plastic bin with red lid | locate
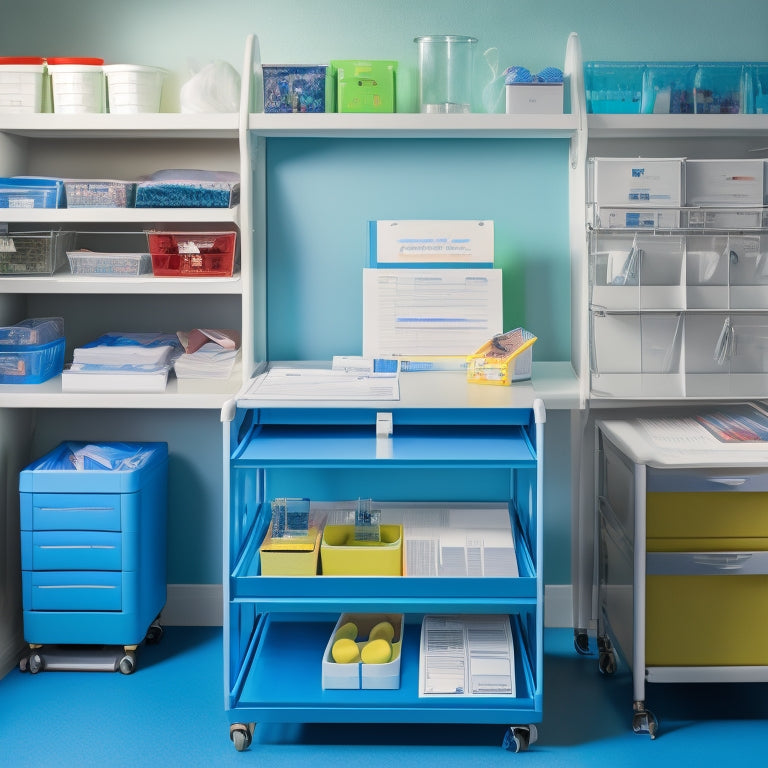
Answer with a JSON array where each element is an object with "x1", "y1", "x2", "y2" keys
[
  {"x1": 47, "y1": 57, "x2": 105, "y2": 113},
  {"x1": 0, "y1": 56, "x2": 46, "y2": 113}
]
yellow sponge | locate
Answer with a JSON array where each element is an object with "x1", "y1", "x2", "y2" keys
[
  {"x1": 331, "y1": 638, "x2": 361, "y2": 664},
  {"x1": 368, "y1": 620, "x2": 395, "y2": 643},
  {"x1": 360, "y1": 638, "x2": 392, "y2": 664}
]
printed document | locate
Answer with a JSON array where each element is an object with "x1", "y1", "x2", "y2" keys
[
  {"x1": 362, "y1": 268, "x2": 503, "y2": 358},
  {"x1": 419, "y1": 615, "x2": 516, "y2": 697}
]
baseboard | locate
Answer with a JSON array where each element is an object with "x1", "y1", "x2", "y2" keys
[
  {"x1": 544, "y1": 584, "x2": 573, "y2": 628},
  {"x1": 160, "y1": 584, "x2": 223, "y2": 626},
  {"x1": 161, "y1": 583, "x2": 575, "y2": 629}
]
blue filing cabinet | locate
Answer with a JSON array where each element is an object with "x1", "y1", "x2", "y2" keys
[
  {"x1": 19, "y1": 441, "x2": 168, "y2": 674},
  {"x1": 222, "y1": 374, "x2": 546, "y2": 753}
]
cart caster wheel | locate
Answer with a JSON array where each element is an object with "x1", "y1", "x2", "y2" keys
[
  {"x1": 574, "y1": 629, "x2": 591, "y2": 655},
  {"x1": 230, "y1": 723, "x2": 254, "y2": 752},
  {"x1": 118, "y1": 652, "x2": 136, "y2": 675},
  {"x1": 145, "y1": 621, "x2": 163, "y2": 644},
  {"x1": 502, "y1": 724, "x2": 538, "y2": 752},
  {"x1": 632, "y1": 704, "x2": 658, "y2": 739}
]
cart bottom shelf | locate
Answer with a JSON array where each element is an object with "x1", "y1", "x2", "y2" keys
[{"x1": 227, "y1": 614, "x2": 541, "y2": 725}]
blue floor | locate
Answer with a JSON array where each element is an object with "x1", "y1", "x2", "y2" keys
[{"x1": 1, "y1": 627, "x2": 767, "y2": 768}]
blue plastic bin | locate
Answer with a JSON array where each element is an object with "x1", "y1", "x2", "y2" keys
[
  {"x1": 0, "y1": 336, "x2": 65, "y2": 384},
  {"x1": 0, "y1": 177, "x2": 64, "y2": 208}
]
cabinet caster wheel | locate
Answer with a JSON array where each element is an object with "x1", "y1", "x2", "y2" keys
[
  {"x1": 119, "y1": 653, "x2": 136, "y2": 675},
  {"x1": 230, "y1": 723, "x2": 254, "y2": 752},
  {"x1": 22, "y1": 652, "x2": 44, "y2": 674},
  {"x1": 597, "y1": 635, "x2": 616, "y2": 675},
  {"x1": 574, "y1": 630, "x2": 591, "y2": 655},
  {"x1": 598, "y1": 648, "x2": 617, "y2": 675},
  {"x1": 502, "y1": 724, "x2": 537, "y2": 752},
  {"x1": 632, "y1": 703, "x2": 658, "y2": 739},
  {"x1": 145, "y1": 621, "x2": 163, "y2": 645}
]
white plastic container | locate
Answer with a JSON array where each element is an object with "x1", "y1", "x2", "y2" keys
[
  {"x1": 0, "y1": 57, "x2": 45, "y2": 113},
  {"x1": 104, "y1": 64, "x2": 166, "y2": 114},
  {"x1": 47, "y1": 57, "x2": 105, "y2": 114}
]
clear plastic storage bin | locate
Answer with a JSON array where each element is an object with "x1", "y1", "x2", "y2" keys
[
  {"x1": 0, "y1": 317, "x2": 63, "y2": 346},
  {"x1": 641, "y1": 63, "x2": 696, "y2": 114},
  {"x1": 64, "y1": 179, "x2": 137, "y2": 208},
  {"x1": 585, "y1": 62, "x2": 643, "y2": 114},
  {"x1": 0, "y1": 230, "x2": 74, "y2": 275},
  {"x1": 694, "y1": 63, "x2": 745, "y2": 114}
]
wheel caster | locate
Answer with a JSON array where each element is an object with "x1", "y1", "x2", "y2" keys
[
  {"x1": 632, "y1": 702, "x2": 658, "y2": 739},
  {"x1": 27, "y1": 652, "x2": 44, "y2": 675},
  {"x1": 118, "y1": 652, "x2": 136, "y2": 675},
  {"x1": 145, "y1": 621, "x2": 163, "y2": 645},
  {"x1": 502, "y1": 724, "x2": 538, "y2": 752},
  {"x1": 230, "y1": 722, "x2": 254, "y2": 752},
  {"x1": 597, "y1": 635, "x2": 617, "y2": 675},
  {"x1": 574, "y1": 629, "x2": 591, "y2": 655}
]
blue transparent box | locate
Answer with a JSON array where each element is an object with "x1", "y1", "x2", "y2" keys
[
  {"x1": 585, "y1": 62, "x2": 643, "y2": 114},
  {"x1": 642, "y1": 63, "x2": 696, "y2": 114},
  {"x1": 262, "y1": 65, "x2": 331, "y2": 113}
]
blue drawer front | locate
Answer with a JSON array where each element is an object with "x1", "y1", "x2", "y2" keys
[
  {"x1": 23, "y1": 570, "x2": 122, "y2": 611},
  {"x1": 21, "y1": 530, "x2": 122, "y2": 571},
  {"x1": 21, "y1": 492, "x2": 122, "y2": 531}
]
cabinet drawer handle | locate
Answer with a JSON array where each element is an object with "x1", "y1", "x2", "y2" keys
[{"x1": 707, "y1": 477, "x2": 747, "y2": 487}]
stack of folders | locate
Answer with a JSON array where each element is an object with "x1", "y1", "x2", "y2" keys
[
  {"x1": 61, "y1": 332, "x2": 183, "y2": 392},
  {"x1": 173, "y1": 328, "x2": 241, "y2": 380}
]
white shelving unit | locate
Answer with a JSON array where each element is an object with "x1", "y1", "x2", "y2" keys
[
  {"x1": 0, "y1": 72, "x2": 253, "y2": 677},
  {"x1": 570, "y1": 110, "x2": 768, "y2": 656}
]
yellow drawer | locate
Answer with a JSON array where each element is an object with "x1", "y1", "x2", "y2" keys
[
  {"x1": 646, "y1": 573, "x2": 768, "y2": 666},
  {"x1": 647, "y1": 491, "x2": 768, "y2": 548}
]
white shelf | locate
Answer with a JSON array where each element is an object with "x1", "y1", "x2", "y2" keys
[
  {"x1": 588, "y1": 113, "x2": 768, "y2": 139},
  {"x1": 0, "y1": 207, "x2": 240, "y2": 225},
  {"x1": 0, "y1": 366, "x2": 244, "y2": 409},
  {"x1": 0, "y1": 273, "x2": 242, "y2": 294},
  {"x1": 0, "y1": 112, "x2": 240, "y2": 139},
  {"x1": 248, "y1": 112, "x2": 580, "y2": 139}
]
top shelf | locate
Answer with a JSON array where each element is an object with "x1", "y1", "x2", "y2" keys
[
  {"x1": 0, "y1": 113, "x2": 241, "y2": 139},
  {"x1": 247, "y1": 112, "x2": 580, "y2": 139},
  {"x1": 588, "y1": 114, "x2": 768, "y2": 139}
]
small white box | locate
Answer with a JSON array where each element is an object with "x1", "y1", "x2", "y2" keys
[
  {"x1": 685, "y1": 159, "x2": 765, "y2": 206},
  {"x1": 590, "y1": 157, "x2": 684, "y2": 208},
  {"x1": 322, "y1": 613, "x2": 403, "y2": 690},
  {"x1": 505, "y1": 83, "x2": 563, "y2": 114}
]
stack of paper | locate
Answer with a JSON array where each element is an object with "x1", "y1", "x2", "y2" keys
[
  {"x1": 173, "y1": 329, "x2": 241, "y2": 380},
  {"x1": 419, "y1": 614, "x2": 516, "y2": 697},
  {"x1": 62, "y1": 332, "x2": 183, "y2": 392}
]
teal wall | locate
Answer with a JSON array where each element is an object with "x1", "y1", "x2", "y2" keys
[{"x1": 3, "y1": 1, "x2": 767, "y2": 588}]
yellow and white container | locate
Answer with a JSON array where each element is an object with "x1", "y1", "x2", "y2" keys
[
  {"x1": 104, "y1": 64, "x2": 166, "y2": 114},
  {"x1": 47, "y1": 57, "x2": 105, "y2": 114},
  {"x1": 0, "y1": 57, "x2": 45, "y2": 113}
]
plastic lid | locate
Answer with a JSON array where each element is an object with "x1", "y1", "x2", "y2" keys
[
  {"x1": 0, "y1": 56, "x2": 45, "y2": 65},
  {"x1": 46, "y1": 57, "x2": 104, "y2": 66}
]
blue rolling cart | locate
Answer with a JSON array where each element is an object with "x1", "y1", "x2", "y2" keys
[
  {"x1": 19, "y1": 441, "x2": 168, "y2": 674},
  {"x1": 221, "y1": 373, "x2": 545, "y2": 753}
]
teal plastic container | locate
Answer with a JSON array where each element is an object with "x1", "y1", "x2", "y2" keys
[{"x1": 584, "y1": 62, "x2": 643, "y2": 114}]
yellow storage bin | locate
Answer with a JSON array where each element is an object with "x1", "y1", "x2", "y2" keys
[
  {"x1": 646, "y1": 573, "x2": 768, "y2": 666},
  {"x1": 647, "y1": 491, "x2": 768, "y2": 551},
  {"x1": 466, "y1": 328, "x2": 536, "y2": 385},
  {"x1": 259, "y1": 523, "x2": 322, "y2": 576},
  {"x1": 320, "y1": 524, "x2": 403, "y2": 575}
]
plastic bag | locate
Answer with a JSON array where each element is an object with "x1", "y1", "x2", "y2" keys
[{"x1": 180, "y1": 60, "x2": 241, "y2": 113}]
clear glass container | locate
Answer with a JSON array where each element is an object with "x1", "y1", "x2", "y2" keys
[{"x1": 414, "y1": 35, "x2": 477, "y2": 113}]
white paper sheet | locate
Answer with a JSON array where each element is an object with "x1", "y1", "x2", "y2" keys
[
  {"x1": 362, "y1": 268, "x2": 503, "y2": 358},
  {"x1": 241, "y1": 366, "x2": 400, "y2": 401}
]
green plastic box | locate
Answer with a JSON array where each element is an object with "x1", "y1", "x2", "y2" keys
[{"x1": 331, "y1": 60, "x2": 397, "y2": 113}]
